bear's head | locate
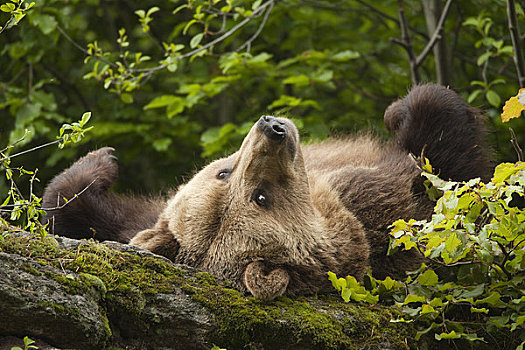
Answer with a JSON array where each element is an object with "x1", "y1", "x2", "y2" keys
[{"x1": 131, "y1": 116, "x2": 369, "y2": 299}]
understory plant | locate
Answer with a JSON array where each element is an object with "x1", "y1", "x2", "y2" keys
[
  {"x1": 0, "y1": 113, "x2": 92, "y2": 238},
  {"x1": 330, "y1": 161, "x2": 525, "y2": 348}
]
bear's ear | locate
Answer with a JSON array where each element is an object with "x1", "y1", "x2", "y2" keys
[{"x1": 129, "y1": 222, "x2": 179, "y2": 262}]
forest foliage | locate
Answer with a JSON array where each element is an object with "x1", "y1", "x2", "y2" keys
[{"x1": 1, "y1": 0, "x2": 524, "y2": 196}]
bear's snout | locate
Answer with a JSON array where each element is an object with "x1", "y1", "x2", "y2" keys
[{"x1": 257, "y1": 115, "x2": 287, "y2": 142}]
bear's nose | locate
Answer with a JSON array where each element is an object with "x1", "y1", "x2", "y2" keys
[{"x1": 257, "y1": 115, "x2": 287, "y2": 142}]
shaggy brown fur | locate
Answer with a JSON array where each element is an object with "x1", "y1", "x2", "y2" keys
[
  {"x1": 42, "y1": 84, "x2": 492, "y2": 299},
  {"x1": 42, "y1": 147, "x2": 164, "y2": 242}
]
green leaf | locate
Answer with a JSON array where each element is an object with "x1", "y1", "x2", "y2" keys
[
  {"x1": 476, "y1": 292, "x2": 504, "y2": 307},
  {"x1": 417, "y1": 269, "x2": 439, "y2": 286},
  {"x1": 511, "y1": 315, "x2": 525, "y2": 331},
  {"x1": 470, "y1": 306, "x2": 489, "y2": 314},
  {"x1": 420, "y1": 304, "x2": 436, "y2": 314},
  {"x1": 152, "y1": 137, "x2": 172, "y2": 152},
  {"x1": 190, "y1": 33, "x2": 204, "y2": 49},
  {"x1": 444, "y1": 232, "x2": 462, "y2": 253},
  {"x1": 435, "y1": 330, "x2": 461, "y2": 340},
  {"x1": 173, "y1": 4, "x2": 188, "y2": 15},
  {"x1": 32, "y1": 14, "x2": 57, "y2": 34},
  {"x1": 120, "y1": 93, "x2": 133, "y2": 104},
  {"x1": 468, "y1": 89, "x2": 482, "y2": 103},
  {"x1": 327, "y1": 271, "x2": 339, "y2": 290},
  {"x1": 403, "y1": 294, "x2": 426, "y2": 304},
  {"x1": 252, "y1": 0, "x2": 262, "y2": 10},
  {"x1": 147, "y1": 6, "x2": 160, "y2": 17},
  {"x1": 283, "y1": 75, "x2": 310, "y2": 87},
  {"x1": 486, "y1": 89, "x2": 501, "y2": 107},
  {"x1": 331, "y1": 50, "x2": 360, "y2": 61},
  {"x1": 381, "y1": 276, "x2": 396, "y2": 290},
  {"x1": 144, "y1": 95, "x2": 181, "y2": 109},
  {"x1": 167, "y1": 98, "x2": 185, "y2": 118},
  {"x1": 492, "y1": 162, "x2": 525, "y2": 184},
  {"x1": 80, "y1": 112, "x2": 92, "y2": 126},
  {"x1": 477, "y1": 51, "x2": 492, "y2": 66},
  {"x1": 0, "y1": 3, "x2": 15, "y2": 12},
  {"x1": 341, "y1": 287, "x2": 351, "y2": 302}
]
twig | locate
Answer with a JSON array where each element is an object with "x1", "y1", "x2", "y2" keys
[
  {"x1": 392, "y1": 0, "x2": 453, "y2": 85},
  {"x1": 0, "y1": 139, "x2": 62, "y2": 163},
  {"x1": 28, "y1": 64, "x2": 33, "y2": 98},
  {"x1": 509, "y1": 127, "x2": 523, "y2": 161},
  {"x1": 41, "y1": 178, "x2": 98, "y2": 211},
  {"x1": 416, "y1": 0, "x2": 453, "y2": 66},
  {"x1": 0, "y1": 14, "x2": 14, "y2": 35},
  {"x1": 395, "y1": 0, "x2": 420, "y2": 84},
  {"x1": 506, "y1": 0, "x2": 525, "y2": 87},
  {"x1": 0, "y1": 134, "x2": 28, "y2": 155},
  {"x1": 496, "y1": 242, "x2": 513, "y2": 280},
  {"x1": 236, "y1": 0, "x2": 274, "y2": 52},
  {"x1": 56, "y1": 24, "x2": 118, "y2": 69},
  {"x1": 29, "y1": 168, "x2": 38, "y2": 202}
]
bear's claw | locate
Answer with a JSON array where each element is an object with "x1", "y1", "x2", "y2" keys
[{"x1": 243, "y1": 261, "x2": 290, "y2": 300}]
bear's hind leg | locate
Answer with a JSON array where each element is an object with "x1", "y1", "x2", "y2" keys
[
  {"x1": 384, "y1": 84, "x2": 492, "y2": 182},
  {"x1": 42, "y1": 147, "x2": 126, "y2": 241}
]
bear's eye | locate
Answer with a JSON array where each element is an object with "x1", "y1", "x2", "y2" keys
[
  {"x1": 256, "y1": 194, "x2": 266, "y2": 206},
  {"x1": 251, "y1": 190, "x2": 269, "y2": 208},
  {"x1": 216, "y1": 169, "x2": 232, "y2": 180}
]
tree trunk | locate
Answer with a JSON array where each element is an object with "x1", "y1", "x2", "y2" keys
[{"x1": 422, "y1": 0, "x2": 453, "y2": 86}]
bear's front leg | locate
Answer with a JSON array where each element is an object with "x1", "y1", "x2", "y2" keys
[
  {"x1": 243, "y1": 261, "x2": 290, "y2": 300},
  {"x1": 129, "y1": 220, "x2": 180, "y2": 261}
]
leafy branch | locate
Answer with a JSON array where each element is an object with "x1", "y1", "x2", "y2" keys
[
  {"x1": 0, "y1": 0, "x2": 34, "y2": 35},
  {"x1": 59, "y1": 0, "x2": 276, "y2": 95}
]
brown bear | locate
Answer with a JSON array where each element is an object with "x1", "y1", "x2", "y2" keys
[{"x1": 42, "y1": 84, "x2": 492, "y2": 300}]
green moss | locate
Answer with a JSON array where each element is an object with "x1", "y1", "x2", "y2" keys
[
  {"x1": 101, "y1": 313, "x2": 113, "y2": 338},
  {"x1": 79, "y1": 273, "x2": 108, "y2": 296},
  {"x1": 187, "y1": 284, "x2": 413, "y2": 349},
  {"x1": 21, "y1": 262, "x2": 43, "y2": 276},
  {"x1": 0, "y1": 234, "x2": 59, "y2": 257},
  {"x1": 37, "y1": 300, "x2": 81, "y2": 317},
  {"x1": 0, "y1": 233, "x2": 415, "y2": 349}
]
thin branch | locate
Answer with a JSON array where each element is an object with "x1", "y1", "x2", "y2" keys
[
  {"x1": 496, "y1": 242, "x2": 513, "y2": 280},
  {"x1": 0, "y1": 134, "x2": 29, "y2": 155},
  {"x1": 0, "y1": 139, "x2": 62, "y2": 163},
  {"x1": 56, "y1": 24, "x2": 118, "y2": 69},
  {"x1": 0, "y1": 14, "x2": 15, "y2": 35},
  {"x1": 509, "y1": 127, "x2": 523, "y2": 161},
  {"x1": 41, "y1": 179, "x2": 97, "y2": 211},
  {"x1": 506, "y1": 0, "x2": 525, "y2": 87},
  {"x1": 1, "y1": 179, "x2": 97, "y2": 212},
  {"x1": 29, "y1": 168, "x2": 38, "y2": 202},
  {"x1": 395, "y1": 0, "x2": 420, "y2": 84},
  {"x1": 236, "y1": 0, "x2": 274, "y2": 52},
  {"x1": 353, "y1": 0, "x2": 429, "y2": 40},
  {"x1": 416, "y1": 0, "x2": 453, "y2": 66},
  {"x1": 456, "y1": 51, "x2": 516, "y2": 80}
]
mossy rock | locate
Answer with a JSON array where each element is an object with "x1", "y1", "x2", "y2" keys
[{"x1": 0, "y1": 231, "x2": 420, "y2": 349}]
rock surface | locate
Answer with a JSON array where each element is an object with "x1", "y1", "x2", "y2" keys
[{"x1": 0, "y1": 231, "x2": 419, "y2": 350}]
